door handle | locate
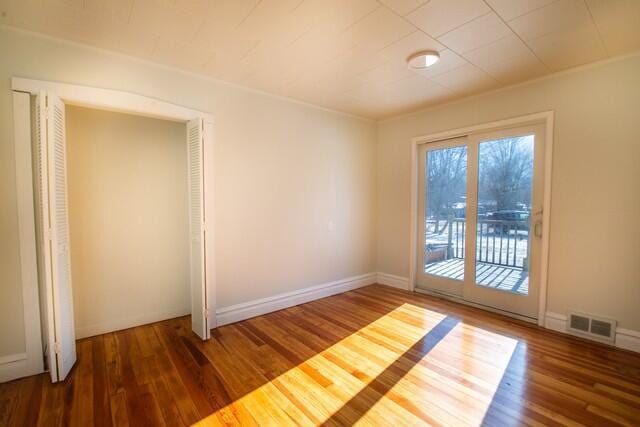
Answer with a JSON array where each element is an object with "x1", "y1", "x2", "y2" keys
[{"x1": 534, "y1": 220, "x2": 543, "y2": 238}]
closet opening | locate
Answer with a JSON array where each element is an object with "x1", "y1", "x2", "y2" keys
[
  {"x1": 14, "y1": 83, "x2": 214, "y2": 383},
  {"x1": 65, "y1": 106, "x2": 190, "y2": 337}
]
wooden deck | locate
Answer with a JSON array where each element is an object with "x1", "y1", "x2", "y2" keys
[
  {"x1": 425, "y1": 258, "x2": 529, "y2": 295},
  {"x1": 1, "y1": 285, "x2": 639, "y2": 426}
]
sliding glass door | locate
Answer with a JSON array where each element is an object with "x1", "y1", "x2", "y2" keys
[{"x1": 416, "y1": 125, "x2": 545, "y2": 320}]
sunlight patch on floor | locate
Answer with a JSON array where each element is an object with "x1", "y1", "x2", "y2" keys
[
  {"x1": 365, "y1": 321, "x2": 519, "y2": 426},
  {"x1": 193, "y1": 303, "x2": 518, "y2": 426}
]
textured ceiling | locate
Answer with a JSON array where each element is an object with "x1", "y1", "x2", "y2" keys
[{"x1": 2, "y1": 0, "x2": 640, "y2": 119}]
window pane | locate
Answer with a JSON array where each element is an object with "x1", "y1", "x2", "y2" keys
[
  {"x1": 475, "y1": 135, "x2": 534, "y2": 295},
  {"x1": 424, "y1": 146, "x2": 468, "y2": 281}
]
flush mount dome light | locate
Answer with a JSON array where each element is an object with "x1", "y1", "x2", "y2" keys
[{"x1": 407, "y1": 50, "x2": 440, "y2": 69}]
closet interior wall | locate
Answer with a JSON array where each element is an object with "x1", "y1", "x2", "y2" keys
[{"x1": 61, "y1": 106, "x2": 190, "y2": 339}]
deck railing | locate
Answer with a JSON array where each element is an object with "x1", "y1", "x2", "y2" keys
[
  {"x1": 473, "y1": 219, "x2": 528, "y2": 269},
  {"x1": 428, "y1": 218, "x2": 529, "y2": 270}
]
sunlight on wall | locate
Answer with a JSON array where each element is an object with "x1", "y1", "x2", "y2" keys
[{"x1": 192, "y1": 303, "x2": 518, "y2": 426}]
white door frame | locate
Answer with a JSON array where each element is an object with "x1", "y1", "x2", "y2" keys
[
  {"x1": 409, "y1": 111, "x2": 554, "y2": 326},
  {"x1": 1, "y1": 92, "x2": 45, "y2": 383},
  {"x1": 11, "y1": 77, "x2": 216, "y2": 379}
]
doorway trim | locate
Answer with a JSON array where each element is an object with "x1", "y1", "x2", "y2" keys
[
  {"x1": 11, "y1": 77, "x2": 216, "y2": 380},
  {"x1": 409, "y1": 111, "x2": 554, "y2": 326},
  {"x1": 1, "y1": 91, "x2": 45, "y2": 383}
]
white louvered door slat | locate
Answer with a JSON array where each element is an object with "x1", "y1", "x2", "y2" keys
[
  {"x1": 187, "y1": 118, "x2": 208, "y2": 340},
  {"x1": 46, "y1": 92, "x2": 76, "y2": 381}
]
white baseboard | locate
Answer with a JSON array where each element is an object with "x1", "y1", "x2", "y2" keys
[
  {"x1": 544, "y1": 312, "x2": 640, "y2": 353},
  {"x1": 543, "y1": 311, "x2": 567, "y2": 333},
  {"x1": 75, "y1": 307, "x2": 191, "y2": 339},
  {"x1": 0, "y1": 353, "x2": 32, "y2": 383},
  {"x1": 614, "y1": 328, "x2": 640, "y2": 353},
  {"x1": 376, "y1": 272, "x2": 410, "y2": 290},
  {"x1": 216, "y1": 272, "x2": 377, "y2": 326}
]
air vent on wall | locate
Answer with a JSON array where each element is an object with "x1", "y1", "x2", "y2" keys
[
  {"x1": 567, "y1": 311, "x2": 616, "y2": 344},
  {"x1": 591, "y1": 319, "x2": 614, "y2": 338},
  {"x1": 570, "y1": 313, "x2": 590, "y2": 332}
]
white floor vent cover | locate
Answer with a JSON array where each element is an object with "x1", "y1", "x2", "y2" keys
[{"x1": 567, "y1": 311, "x2": 616, "y2": 344}]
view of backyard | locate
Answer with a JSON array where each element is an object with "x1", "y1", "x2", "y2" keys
[{"x1": 424, "y1": 136, "x2": 534, "y2": 295}]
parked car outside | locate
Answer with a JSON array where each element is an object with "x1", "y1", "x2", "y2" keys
[{"x1": 486, "y1": 210, "x2": 530, "y2": 232}]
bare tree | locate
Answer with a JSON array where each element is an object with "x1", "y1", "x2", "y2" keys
[
  {"x1": 426, "y1": 147, "x2": 467, "y2": 234},
  {"x1": 425, "y1": 138, "x2": 532, "y2": 236},
  {"x1": 478, "y1": 137, "x2": 533, "y2": 211}
]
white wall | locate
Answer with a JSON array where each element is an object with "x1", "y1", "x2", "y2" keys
[
  {"x1": 377, "y1": 54, "x2": 640, "y2": 331},
  {"x1": 66, "y1": 106, "x2": 190, "y2": 338},
  {"x1": 5, "y1": 24, "x2": 637, "y2": 361},
  {"x1": 0, "y1": 27, "x2": 377, "y2": 357}
]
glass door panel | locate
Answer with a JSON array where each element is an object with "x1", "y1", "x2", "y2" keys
[
  {"x1": 416, "y1": 138, "x2": 468, "y2": 296},
  {"x1": 425, "y1": 145, "x2": 468, "y2": 279},
  {"x1": 463, "y1": 124, "x2": 545, "y2": 320},
  {"x1": 475, "y1": 135, "x2": 534, "y2": 295}
]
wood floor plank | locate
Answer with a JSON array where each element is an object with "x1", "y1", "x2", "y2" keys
[
  {"x1": 153, "y1": 320, "x2": 215, "y2": 418},
  {"x1": 9, "y1": 375, "x2": 41, "y2": 426},
  {"x1": 92, "y1": 336, "x2": 113, "y2": 427},
  {"x1": 69, "y1": 338, "x2": 94, "y2": 426},
  {"x1": 109, "y1": 389, "x2": 129, "y2": 427},
  {"x1": 2, "y1": 284, "x2": 639, "y2": 426},
  {"x1": 150, "y1": 376, "x2": 186, "y2": 427}
]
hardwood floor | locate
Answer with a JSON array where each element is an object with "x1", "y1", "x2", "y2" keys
[{"x1": 1, "y1": 285, "x2": 639, "y2": 426}]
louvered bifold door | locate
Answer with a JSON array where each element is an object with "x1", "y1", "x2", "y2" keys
[
  {"x1": 187, "y1": 118, "x2": 208, "y2": 339},
  {"x1": 45, "y1": 92, "x2": 77, "y2": 381},
  {"x1": 34, "y1": 93, "x2": 58, "y2": 383}
]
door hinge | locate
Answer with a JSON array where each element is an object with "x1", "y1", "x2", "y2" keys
[
  {"x1": 54, "y1": 342, "x2": 61, "y2": 354},
  {"x1": 204, "y1": 309, "x2": 209, "y2": 319},
  {"x1": 47, "y1": 228, "x2": 53, "y2": 241}
]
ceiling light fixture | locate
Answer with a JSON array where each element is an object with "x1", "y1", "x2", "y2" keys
[{"x1": 407, "y1": 50, "x2": 440, "y2": 69}]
